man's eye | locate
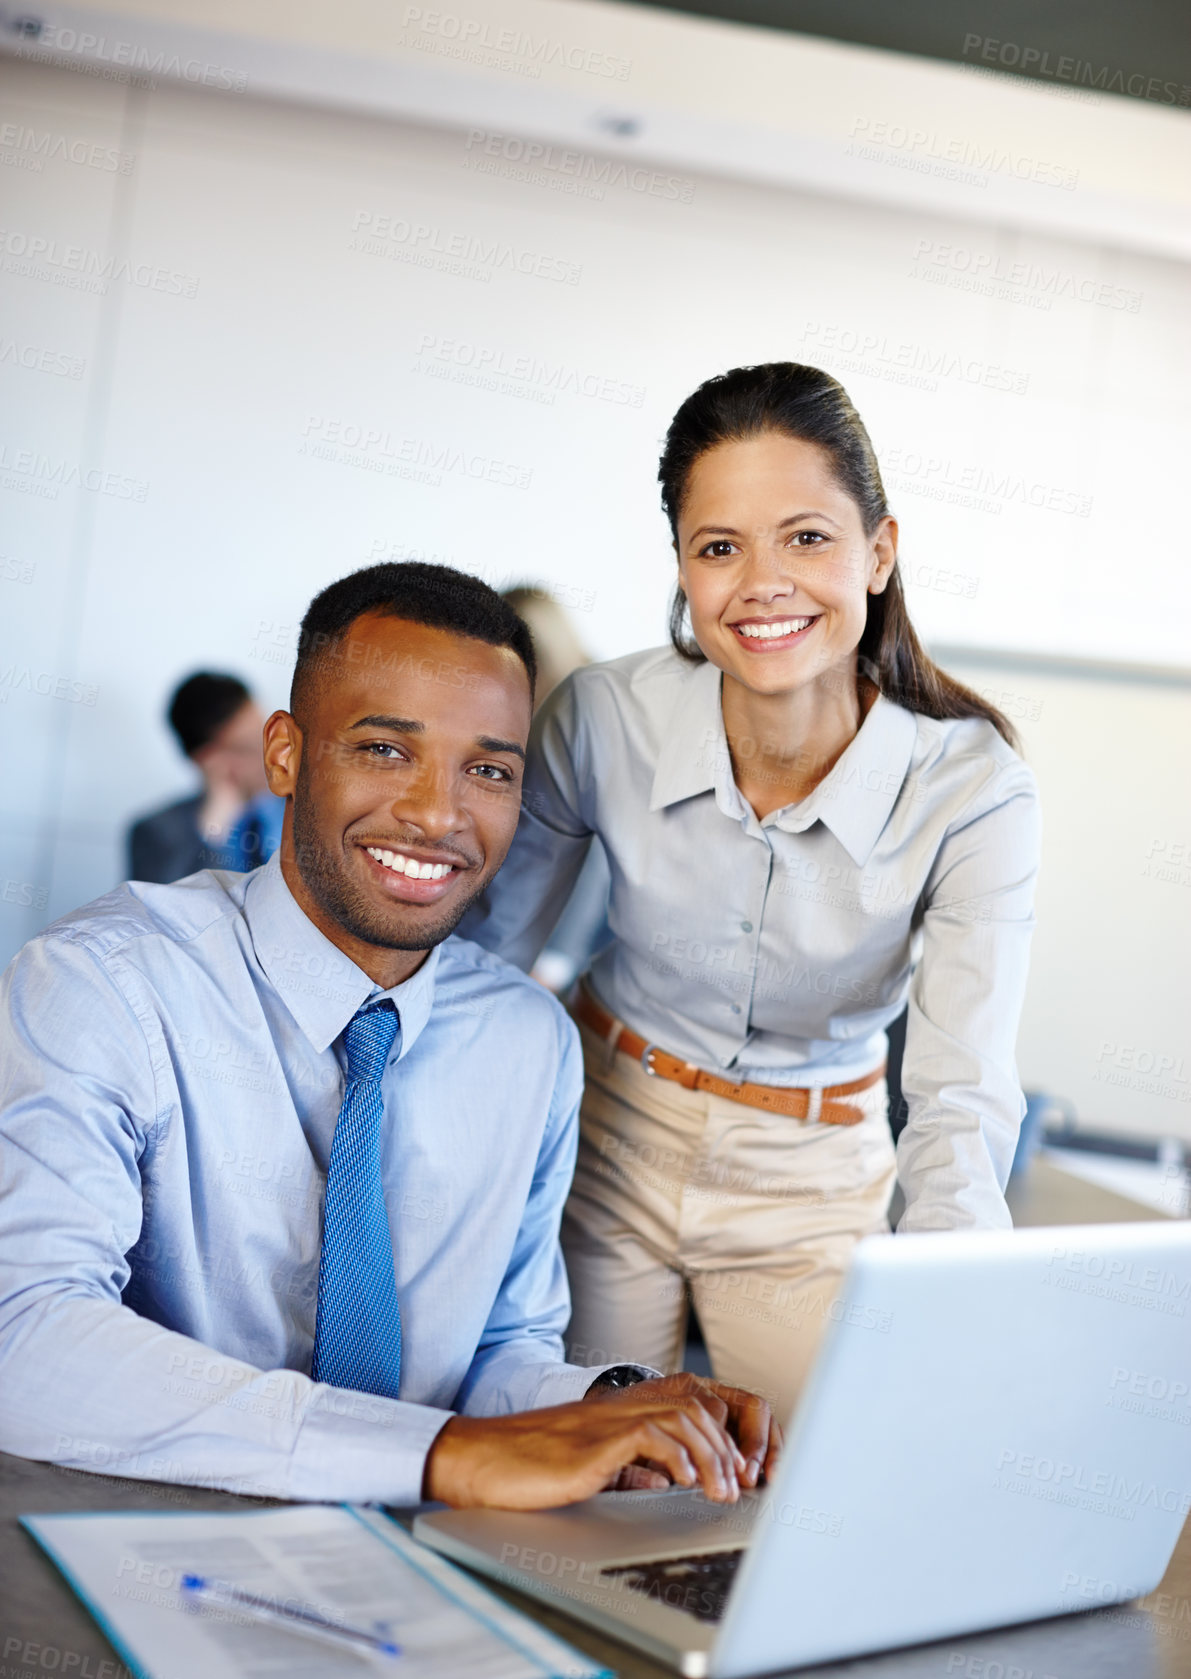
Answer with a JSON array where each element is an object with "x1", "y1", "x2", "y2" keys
[
  {"x1": 470, "y1": 764, "x2": 513, "y2": 783},
  {"x1": 361, "y1": 741, "x2": 403, "y2": 759}
]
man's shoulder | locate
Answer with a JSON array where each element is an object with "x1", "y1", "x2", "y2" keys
[
  {"x1": 434, "y1": 934, "x2": 578, "y2": 1051},
  {"x1": 31, "y1": 871, "x2": 249, "y2": 969}
]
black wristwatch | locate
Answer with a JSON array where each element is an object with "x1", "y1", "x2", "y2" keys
[{"x1": 585, "y1": 1363, "x2": 654, "y2": 1396}]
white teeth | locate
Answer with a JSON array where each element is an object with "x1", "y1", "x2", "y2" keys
[
  {"x1": 366, "y1": 846, "x2": 454, "y2": 882},
  {"x1": 736, "y1": 617, "x2": 813, "y2": 640}
]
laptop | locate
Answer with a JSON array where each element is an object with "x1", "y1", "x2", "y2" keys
[{"x1": 415, "y1": 1222, "x2": 1191, "y2": 1676}]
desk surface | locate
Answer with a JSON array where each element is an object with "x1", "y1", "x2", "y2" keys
[{"x1": 4, "y1": 1159, "x2": 1189, "y2": 1679}]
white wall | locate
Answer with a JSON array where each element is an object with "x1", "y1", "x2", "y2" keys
[
  {"x1": 940, "y1": 653, "x2": 1191, "y2": 1143},
  {"x1": 1, "y1": 53, "x2": 1188, "y2": 1137}
]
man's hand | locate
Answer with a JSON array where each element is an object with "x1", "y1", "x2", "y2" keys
[
  {"x1": 590, "y1": 1374, "x2": 782, "y2": 1493},
  {"x1": 423, "y1": 1387, "x2": 755, "y2": 1511}
]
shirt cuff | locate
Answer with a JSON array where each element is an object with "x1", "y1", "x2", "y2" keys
[
  {"x1": 527, "y1": 1361, "x2": 664, "y2": 1408},
  {"x1": 291, "y1": 1386, "x2": 456, "y2": 1504}
]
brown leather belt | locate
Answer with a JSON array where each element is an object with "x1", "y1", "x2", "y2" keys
[{"x1": 572, "y1": 987, "x2": 884, "y2": 1126}]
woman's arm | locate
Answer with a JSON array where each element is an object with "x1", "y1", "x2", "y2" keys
[
  {"x1": 895, "y1": 760, "x2": 1042, "y2": 1231},
  {"x1": 460, "y1": 673, "x2": 597, "y2": 972}
]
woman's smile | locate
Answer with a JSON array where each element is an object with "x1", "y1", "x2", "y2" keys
[{"x1": 728, "y1": 613, "x2": 822, "y2": 650}]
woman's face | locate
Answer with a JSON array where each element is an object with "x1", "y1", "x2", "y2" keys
[{"x1": 675, "y1": 432, "x2": 897, "y2": 699}]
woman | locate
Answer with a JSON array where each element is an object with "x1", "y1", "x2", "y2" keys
[{"x1": 462, "y1": 363, "x2": 1040, "y2": 1419}]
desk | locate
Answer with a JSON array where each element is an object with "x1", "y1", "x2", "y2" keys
[
  {"x1": 1007, "y1": 1154, "x2": 1177, "y2": 1228},
  {"x1": 4, "y1": 1160, "x2": 1189, "y2": 1679}
]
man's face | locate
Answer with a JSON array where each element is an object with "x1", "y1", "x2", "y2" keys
[{"x1": 264, "y1": 613, "x2": 531, "y2": 968}]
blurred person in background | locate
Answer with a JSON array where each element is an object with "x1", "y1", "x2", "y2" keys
[
  {"x1": 127, "y1": 671, "x2": 283, "y2": 883},
  {"x1": 502, "y1": 586, "x2": 611, "y2": 994},
  {"x1": 464, "y1": 362, "x2": 1040, "y2": 1419}
]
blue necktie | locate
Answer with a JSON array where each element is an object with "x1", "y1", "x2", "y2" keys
[{"x1": 311, "y1": 1001, "x2": 403, "y2": 1398}]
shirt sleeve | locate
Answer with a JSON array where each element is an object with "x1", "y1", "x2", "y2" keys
[
  {"x1": 459, "y1": 674, "x2": 596, "y2": 971},
  {"x1": 0, "y1": 934, "x2": 452, "y2": 1506},
  {"x1": 895, "y1": 759, "x2": 1042, "y2": 1232},
  {"x1": 450, "y1": 1006, "x2": 606, "y2": 1412}
]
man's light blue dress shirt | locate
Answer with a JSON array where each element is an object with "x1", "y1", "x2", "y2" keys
[{"x1": 0, "y1": 855, "x2": 599, "y2": 1504}]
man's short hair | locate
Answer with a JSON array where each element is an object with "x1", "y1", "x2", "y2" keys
[
  {"x1": 168, "y1": 672, "x2": 252, "y2": 758},
  {"x1": 290, "y1": 563, "x2": 537, "y2": 716}
]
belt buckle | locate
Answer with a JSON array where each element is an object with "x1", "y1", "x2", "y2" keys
[{"x1": 640, "y1": 1043, "x2": 657, "y2": 1076}]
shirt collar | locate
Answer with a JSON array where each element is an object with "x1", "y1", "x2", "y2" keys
[
  {"x1": 243, "y1": 853, "x2": 441, "y2": 1055},
  {"x1": 648, "y1": 662, "x2": 919, "y2": 868},
  {"x1": 649, "y1": 660, "x2": 727, "y2": 812},
  {"x1": 774, "y1": 694, "x2": 919, "y2": 866}
]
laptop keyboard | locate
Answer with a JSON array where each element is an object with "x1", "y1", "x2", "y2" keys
[{"x1": 601, "y1": 1548, "x2": 745, "y2": 1624}]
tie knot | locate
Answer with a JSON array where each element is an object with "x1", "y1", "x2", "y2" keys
[{"x1": 343, "y1": 1001, "x2": 399, "y2": 1083}]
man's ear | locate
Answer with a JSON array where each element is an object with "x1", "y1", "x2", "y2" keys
[{"x1": 263, "y1": 711, "x2": 301, "y2": 797}]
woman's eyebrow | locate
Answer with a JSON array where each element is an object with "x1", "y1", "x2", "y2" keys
[
  {"x1": 777, "y1": 511, "x2": 840, "y2": 529},
  {"x1": 688, "y1": 511, "x2": 840, "y2": 540}
]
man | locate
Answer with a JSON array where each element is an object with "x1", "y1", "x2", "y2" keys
[
  {"x1": 0, "y1": 563, "x2": 778, "y2": 1508},
  {"x1": 127, "y1": 671, "x2": 283, "y2": 883}
]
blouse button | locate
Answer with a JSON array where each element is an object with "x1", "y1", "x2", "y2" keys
[{"x1": 741, "y1": 920, "x2": 753, "y2": 933}]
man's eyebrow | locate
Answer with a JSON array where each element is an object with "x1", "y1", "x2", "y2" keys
[
  {"x1": 345, "y1": 718, "x2": 524, "y2": 760},
  {"x1": 347, "y1": 715, "x2": 424, "y2": 733},
  {"x1": 477, "y1": 736, "x2": 525, "y2": 761}
]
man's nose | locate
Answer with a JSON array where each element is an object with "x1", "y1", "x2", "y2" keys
[{"x1": 388, "y1": 763, "x2": 464, "y2": 836}]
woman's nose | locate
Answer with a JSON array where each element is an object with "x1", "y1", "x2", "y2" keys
[{"x1": 738, "y1": 545, "x2": 797, "y2": 599}]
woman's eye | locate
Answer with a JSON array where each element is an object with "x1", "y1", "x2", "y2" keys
[
  {"x1": 700, "y1": 540, "x2": 737, "y2": 559},
  {"x1": 790, "y1": 530, "x2": 828, "y2": 547}
]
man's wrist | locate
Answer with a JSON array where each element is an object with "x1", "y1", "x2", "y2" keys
[
  {"x1": 584, "y1": 1363, "x2": 655, "y2": 1397},
  {"x1": 422, "y1": 1413, "x2": 470, "y2": 1503}
]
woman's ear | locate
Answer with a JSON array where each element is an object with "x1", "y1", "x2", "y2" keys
[
  {"x1": 868, "y1": 516, "x2": 899, "y2": 596},
  {"x1": 674, "y1": 543, "x2": 687, "y2": 597}
]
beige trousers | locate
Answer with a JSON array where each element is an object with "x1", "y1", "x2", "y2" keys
[{"x1": 561, "y1": 1021, "x2": 897, "y2": 1421}]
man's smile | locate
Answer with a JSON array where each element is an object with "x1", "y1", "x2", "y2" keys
[{"x1": 359, "y1": 842, "x2": 468, "y2": 903}]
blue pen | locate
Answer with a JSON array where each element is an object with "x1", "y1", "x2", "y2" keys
[{"x1": 180, "y1": 1573, "x2": 401, "y2": 1658}]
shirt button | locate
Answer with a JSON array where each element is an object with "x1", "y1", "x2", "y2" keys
[
  {"x1": 741, "y1": 920, "x2": 753, "y2": 933},
  {"x1": 730, "y1": 1003, "x2": 742, "y2": 1015}
]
